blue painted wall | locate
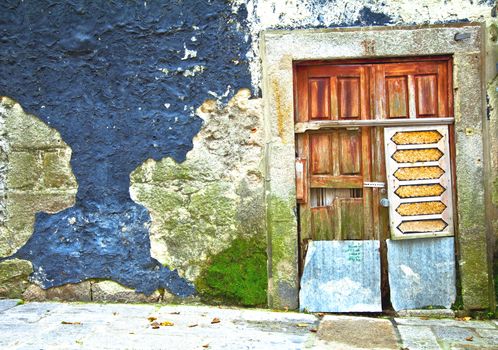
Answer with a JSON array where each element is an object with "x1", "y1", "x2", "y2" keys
[
  {"x1": 0, "y1": 0, "x2": 251, "y2": 295},
  {"x1": 1, "y1": 0, "x2": 477, "y2": 298}
]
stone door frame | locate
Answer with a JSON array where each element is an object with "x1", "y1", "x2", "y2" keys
[{"x1": 261, "y1": 24, "x2": 494, "y2": 310}]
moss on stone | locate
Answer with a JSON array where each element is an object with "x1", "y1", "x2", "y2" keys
[
  {"x1": 195, "y1": 237, "x2": 267, "y2": 307},
  {"x1": 0, "y1": 258, "x2": 33, "y2": 298}
]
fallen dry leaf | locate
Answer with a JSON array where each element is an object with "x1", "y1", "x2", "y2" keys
[
  {"x1": 61, "y1": 321, "x2": 81, "y2": 325},
  {"x1": 170, "y1": 311, "x2": 180, "y2": 315},
  {"x1": 211, "y1": 317, "x2": 220, "y2": 324},
  {"x1": 148, "y1": 317, "x2": 157, "y2": 322},
  {"x1": 465, "y1": 336, "x2": 473, "y2": 341},
  {"x1": 150, "y1": 321, "x2": 160, "y2": 329},
  {"x1": 160, "y1": 321, "x2": 174, "y2": 327},
  {"x1": 457, "y1": 316, "x2": 472, "y2": 321},
  {"x1": 317, "y1": 313, "x2": 325, "y2": 318},
  {"x1": 296, "y1": 323, "x2": 309, "y2": 327},
  {"x1": 419, "y1": 317, "x2": 429, "y2": 320},
  {"x1": 112, "y1": 312, "x2": 118, "y2": 316},
  {"x1": 188, "y1": 324, "x2": 198, "y2": 328},
  {"x1": 310, "y1": 328, "x2": 317, "y2": 333},
  {"x1": 202, "y1": 344, "x2": 209, "y2": 348}
]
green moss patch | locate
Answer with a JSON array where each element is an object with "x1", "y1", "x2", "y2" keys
[{"x1": 195, "y1": 237, "x2": 267, "y2": 307}]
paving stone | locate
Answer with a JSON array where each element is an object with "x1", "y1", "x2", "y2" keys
[
  {"x1": 397, "y1": 325, "x2": 441, "y2": 350},
  {"x1": 0, "y1": 299, "x2": 20, "y2": 312},
  {"x1": 397, "y1": 309, "x2": 455, "y2": 318},
  {"x1": 432, "y1": 326, "x2": 478, "y2": 343},
  {"x1": 0, "y1": 322, "x2": 52, "y2": 348},
  {"x1": 1, "y1": 301, "x2": 497, "y2": 350},
  {"x1": 395, "y1": 317, "x2": 497, "y2": 329},
  {"x1": 474, "y1": 328, "x2": 498, "y2": 342},
  {"x1": 317, "y1": 315, "x2": 399, "y2": 349}
]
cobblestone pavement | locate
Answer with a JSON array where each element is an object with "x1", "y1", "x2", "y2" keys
[{"x1": 0, "y1": 300, "x2": 497, "y2": 349}]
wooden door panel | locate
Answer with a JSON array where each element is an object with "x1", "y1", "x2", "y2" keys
[
  {"x1": 338, "y1": 77, "x2": 361, "y2": 119},
  {"x1": 386, "y1": 76, "x2": 409, "y2": 119},
  {"x1": 311, "y1": 206, "x2": 335, "y2": 240},
  {"x1": 339, "y1": 129, "x2": 361, "y2": 175},
  {"x1": 339, "y1": 198, "x2": 364, "y2": 240},
  {"x1": 310, "y1": 134, "x2": 332, "y2": 174},
  {"x1": 379, "y1": 61, "x2": 450, "y2": 119},
  {"x1": 309, "y1": 78, "x2": 331, "y2": 120},
  {"x1": 415, "y1": 74, "x2": 437, "y2": 117},
  {"x1": 295, "y1": 65, "x2": 369, "y2": 122}
]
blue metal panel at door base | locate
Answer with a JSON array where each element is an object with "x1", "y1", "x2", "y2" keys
[{"x1": 299, "y1": 240, "x2": 382, "y2": 312}]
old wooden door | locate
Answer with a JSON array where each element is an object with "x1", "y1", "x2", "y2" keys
[{"x1": 295, "y1": 57, "x2": 454, "y2": 312}]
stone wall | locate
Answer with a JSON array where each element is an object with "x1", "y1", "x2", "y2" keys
[
  {"x1": 0, "y1": 97, "x2": 77, "y2": 298},
  {"x1": 0, "y1": 0, "x2": 496, "y2": 308},
  {"x1": 130, "y1": 90, "x2": 268, "y2": 306}
]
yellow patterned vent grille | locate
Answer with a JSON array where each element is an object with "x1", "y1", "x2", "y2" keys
[
  {"x1": 396, "y1": 201, "x2": 447, "y2": 216},
  {"x1": 394, "y1": 166, "x2": 444, "y2": 180},
  {"x1": 392, "y1": 149, "x2": 443, "y2": 163},
  {"x1": 391, "y1": 130, "x2": 443, "y2": 145}
]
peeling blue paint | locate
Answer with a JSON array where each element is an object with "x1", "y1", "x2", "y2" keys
[{"x1": 0, "y1": 0, "x2": 251, "y2": 295}]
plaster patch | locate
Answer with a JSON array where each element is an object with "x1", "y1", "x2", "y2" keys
[
  {"x1": 0, "y1": 97, "x2": 77, "y2": 258},
  {"x1": 130, "y1": 89, "x2": 266, "y2": 282}
]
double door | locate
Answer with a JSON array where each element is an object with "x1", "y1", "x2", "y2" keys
[{"x1": 295, "y1": 58, "x2": 454, "y2": 311}]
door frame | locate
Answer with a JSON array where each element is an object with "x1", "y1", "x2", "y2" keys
[{"x1": 261, "y1": 24, "x2": 494, "y2": 310}]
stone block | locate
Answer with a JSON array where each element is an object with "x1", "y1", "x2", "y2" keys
[
  {"x1": 299, "y1": 241, "x2": 382, "y2": 312},
  {"x1": 91, "y1": 280, "x2": 161, "y2": 303},
  {"x1": 42, "y1": 149, "x2": 76, "y2": 188},
  {"x1": 387, "y1": 237, "x2": 456, "y2": 311},
  {"x1": 317, "y1": 315, "x2": 399, "y2": 349},
  {"x1": 0, "y1": 259, "x2": 32, "y2": 298},
  {"x1": 397, "y1": 325, "x2": 440, "y2": 350},
  {"x1": 22, "y1": 281, "x2": 91, "y2": 302},
  {"x1": 6, "y1": 151, "x2": 39, "y2": 189},
  {"x1": 397, "y1": 308, "x2": 455, "y2": 318},
  {"x1": 0, "y1": 299, "x2": 20, "y2": 313}
]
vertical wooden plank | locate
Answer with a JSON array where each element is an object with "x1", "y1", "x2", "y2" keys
[
  {"x1": 331, "y1": 130, "x2": 340, "y2": 176},
  {"x1": 295, "y1": 66, "x2": 309, "y2": 122},
  {"x1": 372, "y1": 126, "x2": 391, "y2": 307},
  {"x1": 297, "y1": 133, "x2": 312, "y2": 275},
  {"x1": 360, "y1": 66, "x2": 370, "y2": 120},
  {"x1": 362, "y1": 126, "x2": 374, "y2": 240},
  {"x1": 309, "y1": 78, "x2": 331, "y2": 120},
  {"x1": 310, "y1": 134, "x2": 332, "y2": 175},
  {"x1": 373, "y1": 65, "x2": 386, "y2": 120},
  {"x1": 437, "y1": 62, "x2": 448, "y2": 117},
  {"x1": 447, "y1": 59, "x2": 454, "y2": 117},
  {"x1": 407, "y1": 75, "x2": 417, "y2": 119},
  {"x1": 330, "y1": 76, "x2": 339, "y2": 120}
]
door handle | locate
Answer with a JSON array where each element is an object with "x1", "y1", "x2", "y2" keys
[{"x1": 380, "y1": 198, "x2": 389, "y2": 207}]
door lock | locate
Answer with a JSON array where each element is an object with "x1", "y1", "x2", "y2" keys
[{"x1": 380, "y1": 198, "x2": 390, "y2": 208}]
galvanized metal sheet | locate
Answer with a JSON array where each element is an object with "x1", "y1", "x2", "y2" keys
[
  {"x1": 387, "y1": 237, "x2": 456, "y2": 311},
  {"x1": 299, "y1": 240, "x2": 382, "y2": 312}
]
